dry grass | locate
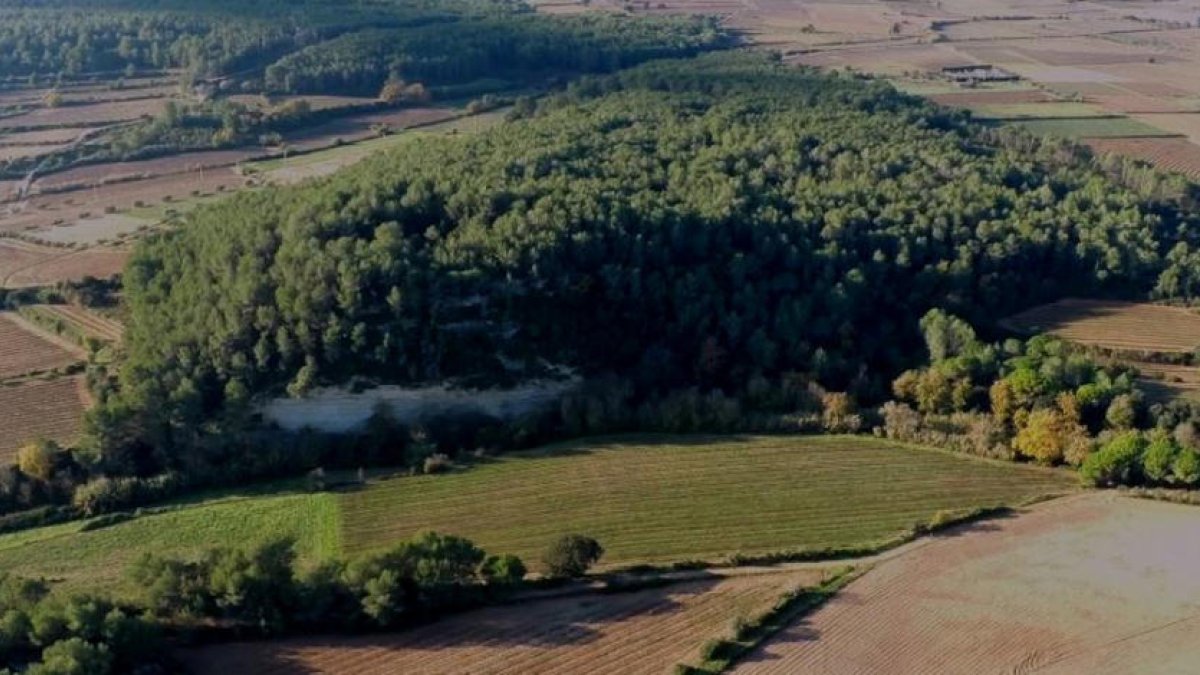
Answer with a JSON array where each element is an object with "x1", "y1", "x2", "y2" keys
[
  {"x1": 179, "y1": 569, "x2": 827, "y2": 675},
  {"x1": 0, "y1": 376, "x2": 88, "y2": 463},
  {"x1": 4, "y1": 247, "x2": 128, "y2": 288},
  {"x1": 0, "y1": 312, "x2": 83, "y2": 379},
  {"x1": 733, "y1": 494, "x2": 1200, "y2": 674},
  {"x1": 1003, "y1": 299, "x2": 1200, "y2": 353},
  {"x1": 27, "y1": 304, "x2": 123, "y2": 342}
]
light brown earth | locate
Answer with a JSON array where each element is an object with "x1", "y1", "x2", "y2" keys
[
  {"x1": 180, "y1": 569, "x2": 827, "y2": 675},
  {"x1": 0, "y1": 376, "x2": 89, "y2": 463},
  {"x1": 1086, "y1": 137, "x2": 1200, "y2": 179},
  {"x1": 29, "y1": 304, "x2": 123, "y2": 342},
  {"x1": 733, "y1": 494, "x2": 1200, "y2": 675},
  {"x1": 0, "y1": 312, "x2": 84, "y2": 379},
  {"x1": 3, "y1": 246, "x2": 128, "y2": 287},
  {"x1": 1002, "y1": 299, "x2": 1200, "y2": 353}
]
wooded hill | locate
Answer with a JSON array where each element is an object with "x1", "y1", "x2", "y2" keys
[{"x1": 92, "y1": 52, "x2": 1200, "y2": 474}]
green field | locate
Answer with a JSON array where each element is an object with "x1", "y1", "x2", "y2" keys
[
  {"x1": 0, "y1": 489, "x2": 338, "y2": 596},
  {"x1": 972, "y1": 102, "x2": 1106, "y2": 120},
  {"x1": 342, "y1": 435, "x2": 1074, "y2": 569},
  {"x1": 1004, "y1": 116, "x2": 1177, "y2": 138},
  {"x1": 0, "y1": 435, "x2": 1074, "y2": 593}
]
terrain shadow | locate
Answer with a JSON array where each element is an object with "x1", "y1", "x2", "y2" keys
[{"x1": 180, "y1": 576, "x2": 723, "y2": 674}]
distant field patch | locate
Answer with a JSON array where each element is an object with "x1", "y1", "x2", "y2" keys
[
  {"x1": 0, "y1": 489, "x2": 339, "y2": 596},
  {"x1": 30, "y1": 213, "x2": 151, "y2": 245},
  {"x1": 926, "y1": 89, "x2": 1056, "y2": 107},
  {"x1": 1085, "y1": 137, "x2": 1200, "y2": 180},
  {"x1": 0, "y1": 376, "x2": 88, "y2": 463},
  {"x1": 971, "y1": 102, "x2": 1105, "y2": 119},
  {"x1": 1003, "y1": 299, "x2": 1200, "y2": 353},
  {"x1": 1004, "y1": 116, "x2": 1176, "y2": 138},
  {"x1": 4, "y1": 246, "x2": 127, "y2": 288},
  {"x1": 25, "y1": 304, "x2": 123, "y2": 342},
  {"x1": 341, "y1": 435, "x2": 1073, "y2": 570},
  {"x1": 181, "y1": 568, "x2": 825, "y2": 675},
  {"x1": 0, "y1": 312, "x2": 82, "y2": 379}
]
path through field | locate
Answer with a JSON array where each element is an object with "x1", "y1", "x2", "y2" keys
[{"x1": 733, "y1": 493, "x2": 1200, "y2": 674}]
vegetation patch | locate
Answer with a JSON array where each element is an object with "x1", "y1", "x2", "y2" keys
[{"x1": 339, "y1": 435, "x2": 1073, "y2": 570}]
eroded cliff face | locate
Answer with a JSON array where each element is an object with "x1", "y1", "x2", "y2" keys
[{"x1": 260, "y1": 378, "x2": 580, "y2": 433}]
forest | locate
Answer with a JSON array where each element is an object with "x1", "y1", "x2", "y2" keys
[
  {"x1": 0, "y1": 0, "x2": 724, "y2": 91},
  {"x1": 77, "y1": 51, "x2": 1200, "y2": 486}
]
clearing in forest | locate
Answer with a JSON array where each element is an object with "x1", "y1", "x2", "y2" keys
[
  {"x1": 1003, "y1": 299, "x2": 1200, "y2": 354},
  {"x1": 340, "y1": 435, "x2": 1074, "y2": 570},
  {"x1": 179, "y1": 568, "x2": 828, "y2": 675},
  {"x1": 732, "y1": 494, "x2": 1200, "y2": 675}
]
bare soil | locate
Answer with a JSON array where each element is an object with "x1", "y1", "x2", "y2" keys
[
  {"x1": 0, "y1": 376, "x2": 89, "y2": 463},
  {"x1": 1002, "y1": 299, "x2": 1200, "y2": 353},
  {"x1": 734, "y1": 494, "x2": 1200, "y2": 674},
  {"x1": 180, "y1": 569, "x2": 825, "y2": 675}
]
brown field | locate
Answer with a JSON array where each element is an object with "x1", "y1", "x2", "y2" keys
[
  {"x1": 0, "y1": 312, "x2": 83, "y2": 379},
  {"x1": 31, "y1": 304, "x2": 123, "y2": 342},
  {"x1": 0, "y1": 376, "x2": 89, "y2": 463},
  {"x1": 226, "y1": 94, "x2": 378, "y2": 112},
  {"x1": 0, "y1": 97, "x2": 165, "y2": 129},
  {"x1": 0, "y1": 144, "x2": 67, "y2": 161},
  {"x1": 1085, "y1": 137, "x2": 1200, "y2": 179},
  {"x1": 1133, "y1": 361, "x2": 1200, "y2": 403},
  {"x1": 1131, "y1": 113, "x2": 1200, "y2": 143},
  {"x1": 733, "y1": 494, "x2": 1200, "y2": 675},
  {"x1": 1002, "y1": 299, "x2": 1200, "y2": 353},
  {"x1": 0, "y1": 239, "x2": 61, "y2": 283},
  {"x1": 0, "y1": 171, "x2": 243, "y2": 238},
  {"x1": 0, "y1": 128, "x2": 94, "y2": 145},
  {"x1": 284, "y1": 106, "x2": 458, "y2": 153},
  {"x1": 181, "y1": 569, "x2": 826, "y2": 675},
  {"x1": 4, "y1": 246, "x2": 128, "y2": 288},
  {"x1": 34, "y1": 148, "x2": 261, "y2": 192}
]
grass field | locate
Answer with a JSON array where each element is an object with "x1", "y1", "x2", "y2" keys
[
  {"x1": 0, "y1": 488, "x2": 338, "y2": 596},
  {"x1": 1003, "y1": 116, "x2": 1178, "y2": 138},
  {"x1": 0, "y1": 435, "x2": 1072, "y2": 595},
  {"x1": 341, "y1": 435, "x2": 1074, "y2": 569},
  {"x1": 971, "y1": 102, "x2": 1106, "y2": 120}
]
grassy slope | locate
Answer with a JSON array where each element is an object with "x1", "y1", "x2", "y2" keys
[
  {"x1": 0, "y1": 490, "x2": 339, "y2": 597},
  {"x1": 341, "y1": 435, "x2": 1075, "y2": 570},
  {"x1": 0, "y1": 435, "x2": 1074, "y2": 594}
]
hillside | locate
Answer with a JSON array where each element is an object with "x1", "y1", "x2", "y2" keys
[{"x1": 96, "y1": 52, "x2": 1200, "y2": 478}]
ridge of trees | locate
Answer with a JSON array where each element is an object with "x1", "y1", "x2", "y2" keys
[{"x1": 76, "y1": 51, "x2": 1200, "y2": 484}]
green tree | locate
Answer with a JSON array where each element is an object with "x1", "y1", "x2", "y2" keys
[{"x1": 542, "y1": 534, "x2": 604, "y2": 578}]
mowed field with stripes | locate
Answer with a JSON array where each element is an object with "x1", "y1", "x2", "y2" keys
[{"x1": 0, "y1": 434, "x2": 1074, "y2": 597}]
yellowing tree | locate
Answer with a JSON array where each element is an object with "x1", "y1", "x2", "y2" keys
[
  {"x1": 17, "y1": 439, "x2": 58, "y2": 482},
  {"x1": 1013, "y1": 408, "x2": 1067, "y2": 465}
]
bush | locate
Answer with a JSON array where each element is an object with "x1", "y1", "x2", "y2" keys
[
  {"x1": 29, "y1": 637, "x2": 113, "y2": 675},
  {"x1": 1172, "y1": 449, "x2": 1200, "y2": 486},
  {"x1": 1141, "y1": 434, "x2": 1179, "y2": 484},
  {"x1": 479, "y1": 554, "x2": 527, "y2": 586},
  {"x1": 542, "y1": 534, "x2": 604, "y2": 578},
  {"x1": 1080, "y1": 432, "x2": 1145, "y2": 487}
]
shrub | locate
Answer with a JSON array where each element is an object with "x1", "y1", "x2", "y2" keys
[
  {"x1": 1172, "y1": 449, "x2": 1200, "y2": 486},
  {"x1": 30, "y1": 637, "x2": 113, "y2": 675},
  {"x1": 17, "y1": 440, "x2": 60, "y2": 483},
  {"x1": 542, "y1": 534, "x2": 604, "y2": 578},
  {"x1": 1080, "y1": 432, "x2": 1145, "y2": 487},
  {"x1": 479, "y1": 554, "x2": 526, "y2": 586},
  {"x1": 1141, "y1": 434, "x2": 1179, "y2": 484}
]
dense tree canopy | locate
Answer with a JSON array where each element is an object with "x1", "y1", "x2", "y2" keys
[{"x1": 94, "y1": 52, "x2": 1200, "y2": 472}]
